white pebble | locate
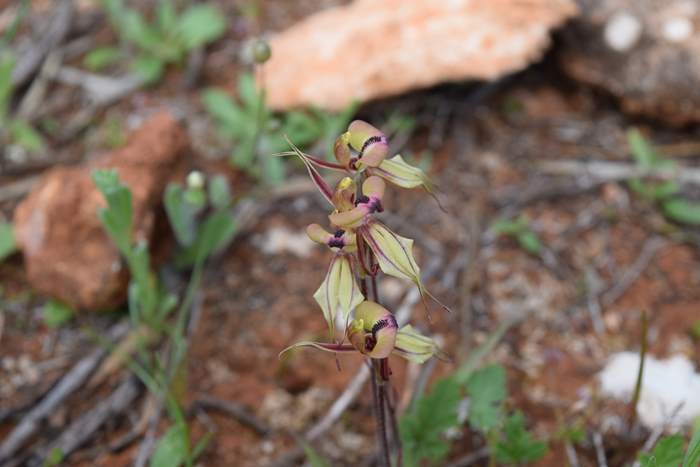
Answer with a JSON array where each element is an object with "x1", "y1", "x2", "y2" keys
[
  {"x1": 604, "y1": 12, "x2": 642, "y2": 52},
  {"x1": 662, "y1": 17, "x2": 693, "y2": 43}
]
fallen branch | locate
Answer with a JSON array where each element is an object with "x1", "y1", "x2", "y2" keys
[
  {"x1": 538, "y1": 160, "x2": 700, "y2": 185},
  {"x1": 192, "y1": 395, "x2": 271, "y2": 437},
  {"x1": 0, "y1": 320, "x2": 129, "y2": 462},
  {"x1": 11, "y1": 0, "x2": 73, "y2": 87},
  {"x1": 29, "y1": 376, "x2": 141, "y2": 466}
]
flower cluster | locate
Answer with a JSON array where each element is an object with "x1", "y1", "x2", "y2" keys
[{"x1": 280, "y1": 120, "x2": 446, "y2": 364}]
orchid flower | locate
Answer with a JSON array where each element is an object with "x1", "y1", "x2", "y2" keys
[
  {"x1": 329, "y1": 175, "x2": 385, "y2": 229},
  {"x1": 276, "y1": 120, "x2": 437, "y2": 198},
  {"x1": 280, "y1": 301, "x2": 444, "y2": 363},
  {"x1": 307, "y1": 223, "x2": 363, "y2": 335}
]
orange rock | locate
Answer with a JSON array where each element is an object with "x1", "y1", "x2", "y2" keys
[
  {"x1": 13, "y1": 112, "x2": 189, "y2": 311},
  {"x1": 261, "y1": 0, "x2": 578, "y2": 111}
]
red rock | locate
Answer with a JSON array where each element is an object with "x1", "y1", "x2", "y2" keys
[
  {"x1": 13, "y1": 112, "x2": 189, "y2": 311},
  {"x1": 560, "y1": 0, "x2": 700, "y2": 125},
  {"x1": 261, "y1": 0, "x2": 578, "y2": 111}
]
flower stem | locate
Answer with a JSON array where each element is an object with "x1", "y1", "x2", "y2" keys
[{"x1": 371, "y1": 359, "x2": 391, "y2": 467}]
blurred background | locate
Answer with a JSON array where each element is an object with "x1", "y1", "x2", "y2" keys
[{"x1": 1, "y1": 0, "x2": 700, "y2": 466}]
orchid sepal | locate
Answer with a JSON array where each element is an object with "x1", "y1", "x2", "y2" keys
[
  {"x1": 313, "y1": 253, "x2": 364, "y2": 335},
  {"x1": 360, "y1": 220, "x2": 450, "y2": 312},
  {"x1": 279, "y1": 341, "x2": 356, "y2": 360},
  {"x1": 392, "y1": 325, "x2": 448, "y2": 364}
]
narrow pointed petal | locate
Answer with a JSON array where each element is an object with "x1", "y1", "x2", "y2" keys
[
  {"x1": 279, "y1": 341, "x2": 356, "y2": 359},
  {"x1": 393, "y1": 325, "x2": 447, "y2": 364},
  {"x1": 282, "y1": 138, "x2": 335, "y2": 206},
  {"x1": 313, "y1": 254, "x2": 364, "y2": 335}
]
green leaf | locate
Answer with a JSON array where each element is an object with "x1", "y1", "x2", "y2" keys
[
  {"x1": 261, "y1": 147, "x2": 286, "y2": 185},
  {"x1": 400, "y1": 377, "x2": 461, "y2": 467},
  {"x1": 118, "y1": 9, "x2": 166, "y2": 58},
  {"x1": 517, "y1": 230, "x2": 542, "y2": 255},
  {"x1": 43, "y1": 447, "x2": 64, "y2": 467},
  {"x1": 201, "y1": 88, "x2": 248, "y2": 131},
  {"x1": 301, "y1": 441, "x2": 331, "y2": 467},
  {"x1": 83, "y1": 47, "x2": 121, "y2": 71},
  {"x1": 9, "y1": 120, "x2": 44, "y2": 153},
  {"x1": 0, "y1": 221, "x2": 16, "y2": 262},
  {"x1": 177, "y1": 5, "x2": 226, "y2": 50},
  {"x1": 652, "y1": 181, "x2": 680, "y2": 200},
  {"x1": 195, "y1": 211, "x2": 236, "y2": 261},
  {"x1": 131, "y1": 55, "x2": 164, "y2": 84},
  {"x1": 662, "y1": 198, "x2": 700, "y2": 225},
  {"x1": 164, "y1": 184, "x2": 198, "y2": 246},
  {"x1": 0, "y1": 52, "x2": 15, "y2": 119},
  {"x1": 465, "y1": 364, "x2": 507, "y2": 432},
  {"x1": 42, "y1": 300, "x2": 74, "y2": 328},
  {"x1": 281, "y1": 111, "x2": 323, "y2": 148},
  {"x1": 639, "y1": 434, "x2": 685, "y2": 467},
  {"x1": 208, "y1": 175, "x2": 231, "y2": 210},
  {"x1": 156, "y1": 0, "x2": 177, "y2": 32},
  {"x1": 237, "y1": 72, "x2": 261, "y2": 113},
  {"x1": 683, "y1": 425, "x2": 700, "y2": 467},
  {"x1": 92, "y1": 169, "x2": 133, "y2": 254},
  {"x1": 628, "y1": 128, "x2": 661, "y2": 170},
  {"x1": 494, "y1": 412, "x2": 548, "y2": 465},
  {"x1": 149, "y1": 423, "x2": 187, "y2": 467}
]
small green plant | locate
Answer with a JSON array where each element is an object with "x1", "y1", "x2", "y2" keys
[
  {"x1": 628, "y1": 128, "x2": 700, "y2": 225},
  {"x1": 97, "y1": 0, "x2": 226, "y2": 83},
  {"x1": 42, "y1": 300, "x2": 75, "y2": 328},
  {"x1": 93, "y1": 169, "x2": 237, "y2": 465},
  {"x1": 0, "y1": 221, "x2": 16, "y2": 262},
  {"x1": 0, "y1": 53, "x2": 45, "y2": 153},
  {"x1": 401, "y1": 363, "x2": 547, "y2": 467},
  {"x1": 492, "y1": 216, "x2": 542, "y2": 255},
  {"x1": 637, "y1": 425, "x2": 700, "y2": 467},
  {"x1": 202, "y1": 73, "x2": 357, "y2": 184}
]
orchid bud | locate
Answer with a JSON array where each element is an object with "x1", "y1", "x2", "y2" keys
[
  {"x1": 314, "y1": 253, "x2": 364, "y2": 335},
  {"x1": 252, "y1": 38, "x2": 271, "y2": 64},
  {"x1": 334, "y1": 132, "x2": 352, "y2": 167},
  {"x1": 347, "y1": 120, "x2": 388, "y2": 168},
  {"x1": 346, "y1": 301, "x2": 398, "y2": 359}
]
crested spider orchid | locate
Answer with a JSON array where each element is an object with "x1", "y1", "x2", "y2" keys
[{"x1": 278, "y1": 120, "x2": 449, "y2": 467}]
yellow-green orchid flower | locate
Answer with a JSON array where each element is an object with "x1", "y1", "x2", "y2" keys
[
  {"x1": 279, "y1": 301, "x2": 445, "y2": 363},
  {"x1": 307, "y1": 224, "x2": 363, "y2": 335},
  {"x1": 328, "y1": 176, "x2": 385, "y2": 229}
]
